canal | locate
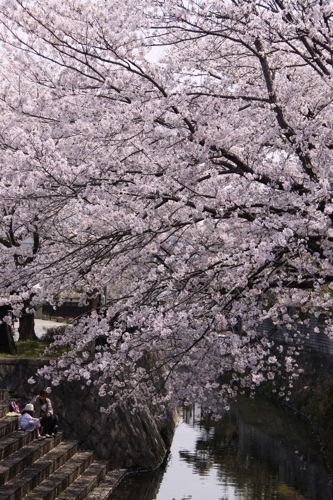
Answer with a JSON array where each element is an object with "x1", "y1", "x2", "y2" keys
[{"x1": 108, "y1": 396, "x2": 332, "y2": 500}]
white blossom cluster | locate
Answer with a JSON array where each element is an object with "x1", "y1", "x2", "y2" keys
[{"x1": 0, "y1": 0, "x2": 333, "y2": 415}]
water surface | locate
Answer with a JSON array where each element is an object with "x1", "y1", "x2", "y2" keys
[{"x1": 109, "y1": 397, "x2": 332, "y2": 500}]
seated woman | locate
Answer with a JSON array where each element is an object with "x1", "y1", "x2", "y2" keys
[
  {"x1": 19, "y1": 403, "x2": 45, "y2": 440},
  {"x1": 33, "y1": 389, "x2": 58, "y2": 438}
]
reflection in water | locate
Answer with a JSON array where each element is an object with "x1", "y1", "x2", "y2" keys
[{"x1": 109, "y1": 397, "x2": 332, "y2": 500}]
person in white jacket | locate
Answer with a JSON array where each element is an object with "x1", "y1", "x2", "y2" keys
[{"x1": 18, "y1": 403, "x2": 45, "y2": 440}]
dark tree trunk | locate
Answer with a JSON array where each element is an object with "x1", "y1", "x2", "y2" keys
[{"x1": 18, "y1": 312, "x2": 37, "y2": 340}]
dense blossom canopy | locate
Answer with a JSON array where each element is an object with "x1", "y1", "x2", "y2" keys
[{"x1": 0, "y1": 0, "x2": 333, "y2": 413}]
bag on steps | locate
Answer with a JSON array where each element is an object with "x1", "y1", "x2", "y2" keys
[{"x1": 10, "y1": 401, "x2": 21, "y2": 414}]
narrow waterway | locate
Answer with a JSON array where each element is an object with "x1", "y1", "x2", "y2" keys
[{"x1": 108, "y1": 396, "x2": 332, "y2": 500}]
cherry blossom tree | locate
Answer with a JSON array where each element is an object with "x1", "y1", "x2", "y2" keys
[
  {"x1": 0, "y1": 0, "x2": 333, "y2": 414},
  {"x1": 0, "y1": 66, "x2": 47, "y2": 339}
]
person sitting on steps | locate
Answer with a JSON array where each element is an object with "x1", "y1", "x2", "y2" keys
[
  {"x1": 33, "y1": 389, "x2": 58, "y2": 438},
  {"x1": 18, "y1": 403, "x2": 45, "y2": 440}
]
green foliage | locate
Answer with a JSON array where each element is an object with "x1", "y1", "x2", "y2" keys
[
  {"x1": 293, "y1": 394, "x2": 305, "y2": 411},
  {"x1": 0, "y1": 339, "x2": 50, "y2": 358},
  {"x1": 263, "y1": 356, "x2": 333, "y2": 471},
  {"x1": 40, "y1": 325, "x2": 66, "y2": 343},
  {"x1": 0, "y1": 324, "x2": 70, "y2": 358},
  {"x1": 306, "y1": 375, "x2": 333, "y2": 462},
  {"x1": 159, "y1": 423, "x2": 173, "y2": 448}
]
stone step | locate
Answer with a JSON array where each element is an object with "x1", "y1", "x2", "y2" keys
[
  {"x1": 0, "y1": 402, "x2": 12, "y2": 419},
  {"x1": 0, "y1": 433, "x2": 63, "y2": 485},
  {"x1": 26, "y1": 451, "x2": 96, "y2": 500},
  {"x1": 0, "y1": 417, "x2": 19, "y2": 440},
  {"x1": 86, "y1": 470, "x2": 127, "y2": 500},
  {"x1": 56, "y1": 460, "x2": 109, "y2": 500},
  {"x1": 0, "y1": 440, "x2": 78, "y2": 500},
  {"x1": 0, "y1": 392, "x2": 7, "y2": 403},
  {"x1": 0, "y1": 430, "x2": 35, "y2": 461}
]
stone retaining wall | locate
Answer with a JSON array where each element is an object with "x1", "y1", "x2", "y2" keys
[{"x1": 0, "y1": 358, "x2": 175, "y2": 469}]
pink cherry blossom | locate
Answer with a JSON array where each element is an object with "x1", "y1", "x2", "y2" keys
[{"x1": 0, "y1": 0, "x2": 332, "y2": 415}]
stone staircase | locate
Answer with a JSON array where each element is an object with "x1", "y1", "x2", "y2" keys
[{"x1": 0, "y1": 390, "x2": 112, "y2": 500}]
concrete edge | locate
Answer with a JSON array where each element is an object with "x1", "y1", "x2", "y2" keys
[
  {"x1": 86, "y1": 469, "x2": 127, "y2": 500},
  {"x1": 0, "y1": 358, "x2": 51, "y2": 366},
  {"x1": 86, "y1": 440, "x2": 172, "y2": 500}
]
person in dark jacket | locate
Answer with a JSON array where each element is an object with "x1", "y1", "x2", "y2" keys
[{"x1": 33, "y1": 389, "x2": 58, "y2": 437}]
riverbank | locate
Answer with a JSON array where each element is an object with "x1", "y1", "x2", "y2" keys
[{"x1": 261, "y1": 350, "x2": 333, "y2": 476}]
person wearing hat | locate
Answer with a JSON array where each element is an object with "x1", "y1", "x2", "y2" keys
[{"x1": 18, "y1": 403, "x2": 45, "y2": 440}]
